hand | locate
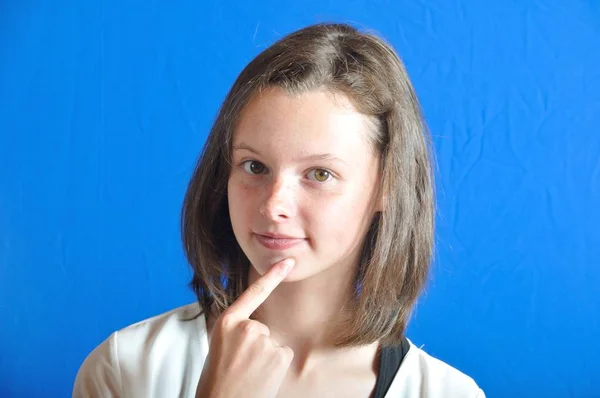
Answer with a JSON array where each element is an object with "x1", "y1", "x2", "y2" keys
[{"x1": 195, "y1": 258, "x2": 296, "y2": 398}]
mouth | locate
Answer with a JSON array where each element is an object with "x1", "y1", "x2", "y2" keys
[{"x1": 254, "y1": 233, "x2": 306, "y2": 250}]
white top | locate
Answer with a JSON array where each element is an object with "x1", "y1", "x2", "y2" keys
[{"x1": 73, "y1": 303, "x2": 485, "y2": 397}]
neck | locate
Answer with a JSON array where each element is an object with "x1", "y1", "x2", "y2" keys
[
  {"x1": 246, "y1": 258, "x2": 378, "y2": 377},
  {"x1": 250, "y1": 265, "x2": 353, "y2": 347}
]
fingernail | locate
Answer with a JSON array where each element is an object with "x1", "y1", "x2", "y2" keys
[{"x1": 282, "y1": 259, "x2": 295, "y2": 274}]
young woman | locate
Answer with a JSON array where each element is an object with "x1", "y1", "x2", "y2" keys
[{"x1": 73, "y1": 23, "x2": 485, "y2": 397}]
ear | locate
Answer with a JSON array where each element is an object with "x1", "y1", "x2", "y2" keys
[
  {"x1": 374, "y1": 166, "x2": 386, "y2": 212},
  {"x1": 376, "y1": 191, "x2": 387, "y2": 212}
]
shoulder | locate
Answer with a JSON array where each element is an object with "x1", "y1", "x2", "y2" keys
[
  {"x1": 108, "y1": 301, "x2": 205, "y2": 352},
  {"x1": 387, "y1": 340, "x2": 485, "y2": 398},
  {"x1": 73, "y1": 302, "x2": 208, "y2": 397}
]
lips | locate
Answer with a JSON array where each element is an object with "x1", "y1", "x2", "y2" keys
[{"x1": 254, "y1": 233, "x2": 306, "y2": 250}]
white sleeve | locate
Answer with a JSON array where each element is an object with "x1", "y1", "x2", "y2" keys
[{"x1": 72, "y1": 332, "x2": 123, "y2": 397}]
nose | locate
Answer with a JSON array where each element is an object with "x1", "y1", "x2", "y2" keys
[{"x1": 259, "y1": 176, "x2": 296, "y2": 222}]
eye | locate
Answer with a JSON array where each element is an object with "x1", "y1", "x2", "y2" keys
[
  {"x1": 242, "y1": 160, "x2": 267, "y2": 175},
  {"x1": 308, "y1": 169, "x2": 332, "y2": 182}
]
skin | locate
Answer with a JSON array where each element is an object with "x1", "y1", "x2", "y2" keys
[{"x1": 202, "y1": 87, "x2": 385, "y2": 397}]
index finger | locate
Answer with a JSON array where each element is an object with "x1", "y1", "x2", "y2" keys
[{"x1": 225, "y1": 258, "x2": 295, "y2": 320}]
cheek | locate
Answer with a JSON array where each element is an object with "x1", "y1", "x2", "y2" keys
[
  {"x1": 307, "y1": 192, "x2": 369, "y2": 243},
  {"x1": 227, "y1": 178, "x2": 253, "y2": 229},
  {"x1": 312, "y1": 181, "x2": 378, "y2": 253}
]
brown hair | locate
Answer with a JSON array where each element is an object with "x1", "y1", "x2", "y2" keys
[{"x1": 181, "y1": 22, "x2": 435, "y2": 347}]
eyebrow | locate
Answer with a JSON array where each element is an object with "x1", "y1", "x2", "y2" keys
[{"x1": 233, "y1": 143, "x2": 347, "y2": 164}]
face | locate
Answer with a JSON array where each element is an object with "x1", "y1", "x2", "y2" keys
[{"x1": 228, "y1": 87, "x2": 382, "y2": 282}]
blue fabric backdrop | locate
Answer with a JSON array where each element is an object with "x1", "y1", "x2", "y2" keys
[{"x1": 1, "y1": 1, "x2": 599, "y2": 396}]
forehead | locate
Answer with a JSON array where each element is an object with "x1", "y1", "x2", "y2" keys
[{"x1": 233, "y1": 87, "x2": 378, "y2": 156}]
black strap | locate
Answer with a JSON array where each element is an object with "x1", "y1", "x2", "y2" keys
[{"x1": 372, "y1": 337, "x2": 411, "y2": 398}]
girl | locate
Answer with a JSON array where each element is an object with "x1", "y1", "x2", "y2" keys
[{"x1": 74, "y1": 23, "x2": 485, "y2": 397}]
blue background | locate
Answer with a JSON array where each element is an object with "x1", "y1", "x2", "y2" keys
[{"x1": 1, "y1": 1, "x2": 599, "y2": 397}]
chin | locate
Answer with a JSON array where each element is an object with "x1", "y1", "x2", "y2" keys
[
  {"x1": 246, "y1": 255, "x2": 293, "y2": 277},
  {"x1": 251, "y1": 256, "x2": 325, "y2": 284},
  {"x1": 248, "y1": 254, "x2": 290, "y2": 274}
]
